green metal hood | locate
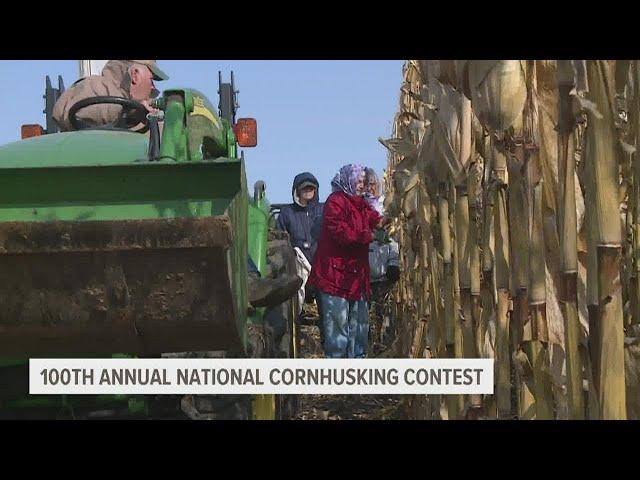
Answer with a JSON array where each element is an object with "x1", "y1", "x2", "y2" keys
[{"x1": 0, "y1": 131, "x2": 148, "y2": 169}]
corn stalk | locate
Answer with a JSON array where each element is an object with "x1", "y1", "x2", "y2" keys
[
  {"x1": 556, "y1": 60, "x2": 586, "y2": 419},
  {"x1": 584, "y1": 60, "x2": 626, "y2": 419},
  {"x1": 525, "y1": 180, "x2": 554, "y2": 419},
  {"x1": 491, "y1": 143, "x2": 512, "y2": 418}
]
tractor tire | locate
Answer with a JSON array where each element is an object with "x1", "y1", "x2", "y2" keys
[
  {"x1": 163, "y1": 230, "x2": 302, "y2": 420},
  {"x1": 264, "y1": 229, "x2": 301, "y2": 419},
  {"x1": 172, "y1": 324, "x2": 273, "y2": 421}
]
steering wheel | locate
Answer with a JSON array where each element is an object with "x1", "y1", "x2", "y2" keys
[{"x1": 68, "y1": 96, "x2": 150, "y2": 133}]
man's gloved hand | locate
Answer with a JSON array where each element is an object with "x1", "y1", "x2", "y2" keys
[
  {"x1": 141, "y1": 99, "x2": 160, "y2": 115},
  {"x1": 386, "y1": 265, "x2": 400, "y2": 283}
]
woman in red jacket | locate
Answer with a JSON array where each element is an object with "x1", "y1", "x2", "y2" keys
[{"x1": 309, "y1": 164, "x2": 385, "y2": 358}]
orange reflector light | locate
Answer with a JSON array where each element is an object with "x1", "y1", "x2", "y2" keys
[
  {"x1": 234, "y1": 118, "x2": 257, "y2": 148},
  {"x1": 21, "y1": 124, "x2": 44, "y2": 139}
]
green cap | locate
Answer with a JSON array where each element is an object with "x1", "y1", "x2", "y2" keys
[{"x1": 130, "y1": 60, "x2": 169, "y2": 81}]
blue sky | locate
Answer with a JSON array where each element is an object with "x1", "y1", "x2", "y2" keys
[{"x1": 0, "y1": 60, "x2": 402, "y2": 204}]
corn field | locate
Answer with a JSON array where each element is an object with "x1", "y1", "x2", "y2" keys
[{"x1": 381, "y1": 60, "x2": 640, "y2": 420}]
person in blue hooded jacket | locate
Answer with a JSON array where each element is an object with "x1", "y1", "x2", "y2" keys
[{"x1": 277, "y1": 172, "x2": 324, "y2": 264}]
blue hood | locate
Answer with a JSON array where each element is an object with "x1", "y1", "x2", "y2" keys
[{"x1": 292, "y1": 172, "x2": 320, "y2": 206}]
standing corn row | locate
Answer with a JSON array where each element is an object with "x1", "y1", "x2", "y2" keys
[{"x1": 382, "y1": 60, "x2": 640, "y2": 420}]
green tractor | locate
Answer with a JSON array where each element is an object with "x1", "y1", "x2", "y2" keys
[{"x1": 0, "y1": 68, "x2": 300, "y2": 419}]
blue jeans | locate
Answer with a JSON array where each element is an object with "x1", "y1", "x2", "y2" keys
[{"x1": 316, "y1": 291, "x2": 369, "y2": 358}]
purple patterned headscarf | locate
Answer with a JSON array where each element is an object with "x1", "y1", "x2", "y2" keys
[{"x1": 331, "y1": 164, "x2": 366, "y2": 197}]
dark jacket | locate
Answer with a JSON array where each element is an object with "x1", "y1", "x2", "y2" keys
[
  {"x1": 308, "y1": 191, "x2": 381, "y2": 301},
  {"x1": 277, "y1": 172, "x2": 324, "y2": 263}
]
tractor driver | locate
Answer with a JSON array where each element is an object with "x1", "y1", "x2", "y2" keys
[
  {"x1": 52, "y1": 60, "x2": 302, "y2": 312},
  {"x1": 52, "y1": 60, "x2": 167, "y2": 132}
]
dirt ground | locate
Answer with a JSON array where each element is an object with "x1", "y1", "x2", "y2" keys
[{"x1": 293, "y1": 305, "x2": 404, "y2": 420}]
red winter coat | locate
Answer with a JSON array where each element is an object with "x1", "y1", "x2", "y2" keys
[{"x1": 309, "y1": 191, "x2": 382, "y2": 301}]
